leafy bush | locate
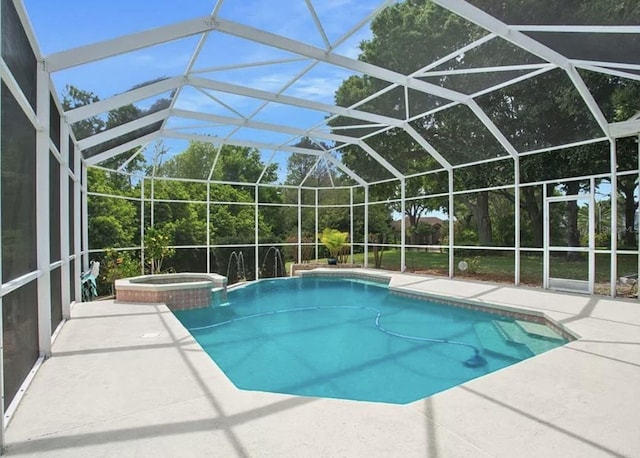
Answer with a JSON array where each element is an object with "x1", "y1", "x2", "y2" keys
[
  {"x1": 144, "y1": 227, "x2": 175, "y2": 273},
  {"x1": 100, "y1": 248, "x2": 140, "y2": 296},
  {"x1": 319, "y1": 228, "x2": 349, "y2": 262},
  {"x1": 460, "y1": 256, "x2": 480, "y2": 274}
]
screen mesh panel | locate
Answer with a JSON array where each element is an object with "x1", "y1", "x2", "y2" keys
[
  {"x1": 3, "y1": 281, "x2": 39, "y2": 409},
  {"x1": 1, "y1": 82, "x2": 37, "y2": 283}
]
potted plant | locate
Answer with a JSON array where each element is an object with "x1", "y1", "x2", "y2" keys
[{"x1": 319, "y1": 228, "x2": 349, "y2": 265}]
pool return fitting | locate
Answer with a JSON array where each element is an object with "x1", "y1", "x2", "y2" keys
[{"x1": 187, "y1": 305, "x2": 488, "y2": 368}]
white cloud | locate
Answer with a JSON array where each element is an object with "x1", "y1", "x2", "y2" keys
[
  {"x1": 174, "y1": 92, "x2": 229, "y2": 114},
  {"x1": 242, "y1": 73, "x2": 293, "y2": 92},
  {"x1": 288, "y1": 77, "x2": 340, "y2": 103},
  {"x1": 128, "y1": 52, "x2": 192, "y2": 71}
]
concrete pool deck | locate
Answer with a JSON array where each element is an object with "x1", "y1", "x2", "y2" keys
[{"x1": 4, "y1": 270, "x2": 640, "y2": 457}]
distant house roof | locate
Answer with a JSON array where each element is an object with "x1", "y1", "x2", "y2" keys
[{"x1": 391, "y1": 216, "x2": 445, "y2": 229}]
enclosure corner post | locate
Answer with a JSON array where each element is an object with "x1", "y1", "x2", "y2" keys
[
  {"x1": 448, "y1": 169, "x2": 454, "y2": 279},
  {"x1": 400, "y1": 178, "x2": 406, "y2": 273}
]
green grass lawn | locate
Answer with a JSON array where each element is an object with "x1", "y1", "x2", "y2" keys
[
  {"x1": 346, "y1": 249, "x2": 637, "y2": 286},
  {"x1": 286, "y1": 249, "x2": 637, "y2": 296}
]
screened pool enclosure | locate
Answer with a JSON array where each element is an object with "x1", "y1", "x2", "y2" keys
[{"x1": 1, "y1": 0, "x2": 639, "y2": 441}]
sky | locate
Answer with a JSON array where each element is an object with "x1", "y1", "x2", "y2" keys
[{"x1": 23, "y1": 0, "x2": 386, "y2": 181}]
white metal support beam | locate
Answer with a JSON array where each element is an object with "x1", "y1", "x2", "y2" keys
[
  {"x1": 85, "y1": 131, "x2": 161, "y2": 165},
  {"x1": 59, "y1": 123, "x2": 71, "y2": 319},
  {"x1": 0, "y1": 56, "x2": 40, "y2": 128},
  {"x1": 565, "y1": 66, "x2": 612, "y2": 137},
  {"x1": 304, "y1": 0, "x2": 331, "y2": 49},
  {"x1": 364, "y1": 186, "x2": 369, "y2": 268},
  {"x1": 609, "y1": 119, "x2": 640, "y2": 138},
  {"x1": 254, "y1": 186, "x2": 259, "y2": 279},
  {"x1": 349, "y1": 188, "x2": 354, "y2": 263},
  {"x1": 156, "y1": 3, "x2": 223, "y2": 169},
  {"x1": 432, "y1": 0, "x2": 611, "y2": 138},
  {"x1": 117, "y1": 143, "x2": 149, "y2": 172},
  {"x1": 189, "y1": 77, "x2": 405, "y2": 128},
  {"x1": 610, "y1": 141, "x2": 618, "y2": 297},
  {"x1": 65, "y1": 77, "x2": 184, "y2": 123},
  {"x1": 166, "y1": 130, "x2": 328, "y2": 156},
  {"x1": 315, "y1": 189, "x2": 319, "y2": 260},
  {"x1": 78, "y1": 108, "x2": 170, "y2": 150},
  {"x1": 36, "y1": 66, "x2": 52, "y2": 357},
  {"x1": 171, "y1": 108, "x2": 397, "y2": 181},
  {"x1": 73, "y1": 140, "x2": 82, "y2": 302},
  {"x1": 213, "y1": 18, "x2": 468, "y2": 103},
  {"x1": 512, "y1": 25, "x2": 640, "y2": 34},
  {"x1": 172, "y1": 108, "x2": 361, "y2": 144},
  {"x1": 141, "y1": 180, "x2": 146, "y2": 274},
  {"x1": 46, "y1": 17, "x2": 219, "y2": 72},
  {"x1": 224, "y1": 62, "x2": 312, "y2": 148},
  {"x1": 0, "y1": 8, "x2": 4, "y2": 445},
  {"x1": 324, "y1": 154, "x2": 367, "y2": 187},
  {"x1": 402, "y1": 124, "x2": 453, "y2": 170},
  {"x1": 81, "y1": 163, "x2": 89, "y2": 271},
  {"x1": 574, "y1": 63, "x2": 640, "y2": 83},
  {"x1": 298, "y1": 188, "x2": 302, "y2": 264},
  {"x1": 448, "y1": 169, "x2": 454, "y2": 278},
  {"x1": 299, "y1": 157, "x2": 323, "y2": 187},
  {"x1": 189, "y1": 77, "x2": 415, "y2": 178},
  {"x1": 400, "y1": 178, "x2": 406, "y2": 272},
  {"x1": 166, "y1": 130, "x2": 367, "y2": 185},
  {"x1": 192, "y1": 56, "x2": 309, "y2": 75},
  {"x1": 356, "y1": 141, "x2": 404, "y2": 179},
  {"x1": 514, "y1": 156, "x2": 521, "y2": 286},
  {"x1": 467, "y1": 100, "x2": 519, "y2": 158}
]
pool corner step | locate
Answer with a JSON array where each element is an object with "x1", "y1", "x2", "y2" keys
[
  {"x1": 515, "y1": 320, "x2": 564, "y2": 341},
  {"x1": 473, "y1": 322, "x2": 531, "y2": 361},
  {"x1": 493, "y1": 320, "x2": 562, "y2": 355}
]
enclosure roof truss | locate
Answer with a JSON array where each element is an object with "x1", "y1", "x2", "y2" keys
[{"x1": 27, "y1": 0, "x2": 639, "y2": 185}]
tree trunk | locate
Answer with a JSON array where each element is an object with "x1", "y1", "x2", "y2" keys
[
  {"x1": 619, "y1": 178, "x2": 638, "y2": 247},
  {"x1": 522, "y1": 187, "x2": 543, "y2": 248},
  {"x1": 565, "y1": 182, "x2": 581, "y2": 261},
  {"x1": 475, "y1": 191, "x2": 493, "y2": 246},
  {"x1": 407, "y1": 209, "x2": 420, "y2": 245}
]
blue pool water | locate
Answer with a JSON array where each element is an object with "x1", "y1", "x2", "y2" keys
[{"x1": 174, "y1": 277, "x2": 567, "y2": 404}]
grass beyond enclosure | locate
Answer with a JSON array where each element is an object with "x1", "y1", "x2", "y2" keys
[
  {"x1": 351, "y1": 250, "x2": 636, "y2": 284},
  {"x1": 285, "y1": 250, "x2": 636, "y2": 295}
]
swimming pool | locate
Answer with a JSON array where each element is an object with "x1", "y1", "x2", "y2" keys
[{"x1": 174, "y1": 277, "x2": 568, "y2": 404}]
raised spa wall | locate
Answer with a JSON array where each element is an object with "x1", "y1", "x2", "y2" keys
[{"x1": 115, "y1": 273, "x2": 227, "y2": 311}]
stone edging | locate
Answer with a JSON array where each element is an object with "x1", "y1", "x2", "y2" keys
[{"x1": 297, "y1": 268, "x2": 575, "y2": 341}]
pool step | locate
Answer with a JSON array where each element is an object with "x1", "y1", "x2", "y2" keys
[
  {"x1": 515, "y1": 320, "x2": 564, "y2": 341},
  {"x1": 473, "y1": 322, "x2": 532, "y2": 361},
  {"x1": 493, "y1": 320, "x2": 563, "y2": 355}
]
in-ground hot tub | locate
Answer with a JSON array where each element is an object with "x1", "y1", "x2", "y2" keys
[{"x1": 115, "y1": 273, "x2": 227, "y2": 310}]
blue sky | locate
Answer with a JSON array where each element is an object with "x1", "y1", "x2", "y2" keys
[{"x1": 23, "y1": 0, "x2": 384, "y2": 180}]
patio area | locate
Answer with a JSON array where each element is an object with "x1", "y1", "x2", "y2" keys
[{"x1": 4, "y1": 271, "x2": 639, "y2": 457}]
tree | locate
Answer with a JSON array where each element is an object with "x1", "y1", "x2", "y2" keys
[
  {"x1": 331, "y1": 0, "x2": 486, "y2": 242},
  {"x1": 64, "y1": 85, "x2": 147, "y2": 252},
  {"x1": 87, "y1": 168, "x2": 139, "y2": 249},
  {"x1": 331, "y1": 0, "x2": 640, "y2": 254},
  {"x1": 283, "y1": 138, "x2": 354, "y2": 241},
  {"x1": 61, "y1": 85, "x2": 105, "y2": 140},
  {"x1": 286, "y1": 138, "x2": 337, "y2": 186},
  {"x1": 150, "y1": 141, "x2": 283, "y2": 271},
  {"x1": 156, "y1": 141, "x2": 217, "y2": 181}
]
